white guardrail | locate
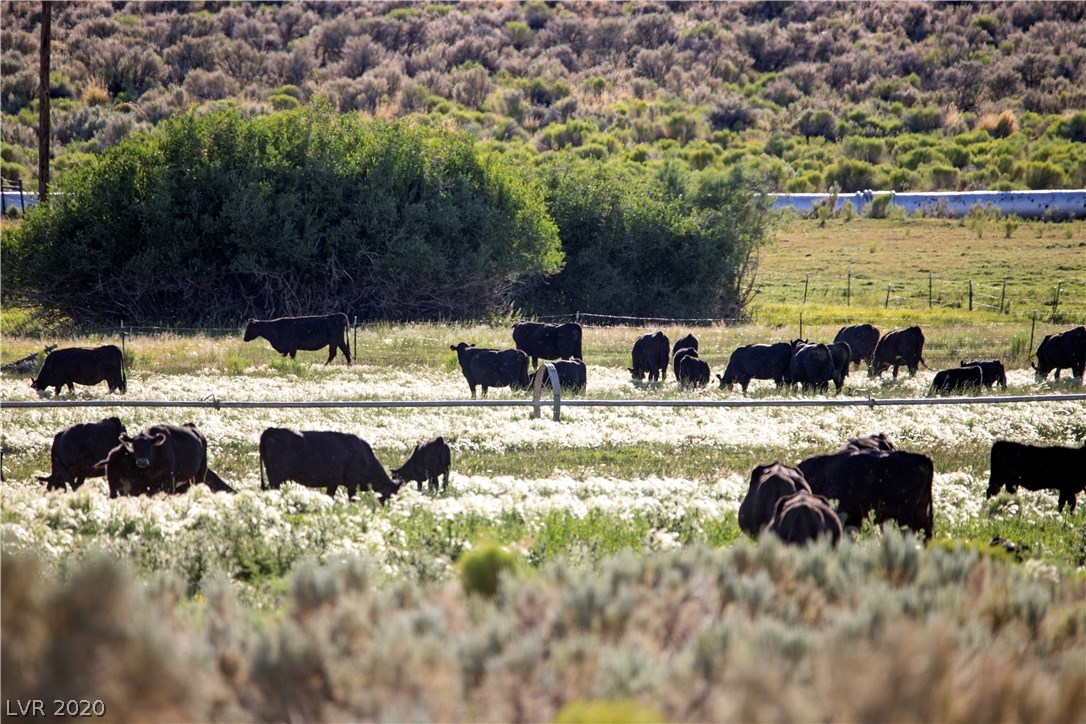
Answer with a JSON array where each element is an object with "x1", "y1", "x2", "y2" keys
[{"x1": 771, "y1": 189, "x2": 1086, "y2": 219}]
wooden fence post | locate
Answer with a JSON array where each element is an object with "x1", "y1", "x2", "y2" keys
[
  {"x1": 999, "y1": 277, "x2": 1007, "y2": 314},
  {"x1": 968, "y1": 280, "x2": 973, "y2": 312},
  {"x1": 928, "y1": 272, "x2": 933, "y2": 308},
  {"x1": 1053, "y1": 280, "x2": 1062, "y2": 314},
  {"x1": 846, "y1": 268, "x2": 851, "y2": 307},
  {"x1": 885, "y1": 284, "x2": 891, "y2": 308},
  {"x1": 803, "y1": 273, "x2": 809, "y2": 306}
]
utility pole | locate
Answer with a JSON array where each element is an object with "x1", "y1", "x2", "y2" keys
[{"x1": 38, "y1": 0, "x2": 52, "y2": 204}]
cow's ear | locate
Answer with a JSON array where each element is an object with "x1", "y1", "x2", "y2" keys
[
  {"x1": 153, "y1": 433, "x2": 168, "y2": 446},
  {"x1": 450, "y1": 345, "x2": 456, "y2": 351},
  {"x1": 119, "y1": 434, "x2": 134, "y2": 452}
]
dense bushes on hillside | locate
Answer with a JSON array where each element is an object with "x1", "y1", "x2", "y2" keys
[
  {"x1": 3, "y1": 107, "x2": 563, "y2": 324},
  {"x1": 2, "y1": 1, "x2": 1086, "y2": 191}
]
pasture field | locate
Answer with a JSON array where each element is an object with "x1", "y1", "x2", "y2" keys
[{"x1": 3, "y1": 218, "x2": 1086, "y2": 719}]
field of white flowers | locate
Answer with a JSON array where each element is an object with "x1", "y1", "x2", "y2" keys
[{"x1": 2, "y1": 326, "x2": 1085, "y2": 720}]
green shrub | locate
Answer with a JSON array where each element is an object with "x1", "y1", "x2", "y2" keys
[
  {"x1": 459, "y1": 540, "x2": 519, "y2": 598},
  {"x1": 268, "y1": 93, "x2": 300, "y2": 111},
  {"x1": 905, "y1": 107, "x2": 944, "y2": 132},
  {"x1": 1024, "y1": 161, "x2": 1067, "y2": 190},
  {"x1": 928, "y1": 165, "x2": 960, "y2": 190},
  {"x1": 824, "y1": 159, "x2": 876, "y2": 192}
]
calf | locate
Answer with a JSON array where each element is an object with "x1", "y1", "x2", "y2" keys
[
  {"x1": 676, "y1": 354, "x2": 710, "y2": 388},
  {"x1": 260, "y1": 428, "x2": 401, "y2": 502},
  {"x1": 798, "y1": 450, "x2": 934, "y2": 538},
  {"x1": 98, "y1": 444, "x2": 156, "y2": 498},
  {"x1": 738, "y1": 462, "x2": 811, "y2": 537},
  {"x1": 629, "y1": 331, "x2": 670, "y2": 382},
  {"x1": 768, "y1": 490, "x2": 843, "y2": 546},
  {"x1": 512, "y1": 321, "x2": 583, "y2": 367},
  {"x1": 451, "y1": 342, "x2": 530, "y2": 398},
  {"x1": 960, "y1": 359, "x2": 1007, "y2": 389},
  {"x1": 717, "y1": 342, "x2": 792, "y2": 392},
  {"x1": 37, "y1": 417, "x2": 126, "y2": 491},
  {"x1": 535, "y1": 359, "x2": 587, "y2": 392},
  {"x1": 31, "y1": 345, "x2": 126, "y2": 396},
  {"x1": 986, "y1": 440, "x2": 1086, "y2": 513},
  {"x1": 930, "y1": 365, "x2": 983, "y2": 395},
  {"x1": 244, "y1": 313, "x2": 351, "y2": 365},
  {"x1": 392, "y1": 437, "x2": 452, "y2": 493}
]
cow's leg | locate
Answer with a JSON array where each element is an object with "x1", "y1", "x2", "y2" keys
[
  {"x1": 441, "y1": 471, "x2": 449, "y2": 492},
  {"x1": 417, "y1": 479, "x2": 423, "y2": 492},
  {"x1": 481, "y1": 386, "x2": 489, "y2": 397},
  {"x1": 892, "y1": 365, "x2": 900, "y2": 379},
  {"x1": 428, "y1": 476, "x2": 438, "y2": 492},
  {"x1": 341, "y1": 340, "x2": 352, "y2": 365},
  {"x1": 325, "y1": 345, "x2": 336, "y2": 365},
  {"x1": 326, "y1": 484, "x2": 338, "y2": 497}
]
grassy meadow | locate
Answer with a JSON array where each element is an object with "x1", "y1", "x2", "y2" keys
[{"x1": 2, "y1": 215, "x2": 1086, "y2": 720}]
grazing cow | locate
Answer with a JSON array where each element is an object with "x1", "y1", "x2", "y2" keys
[
  {"x1": 768, "y1": 490, "x2": 843, "y2": 546},
  {"x1": 870, "y1": 326, "x2": 926, "y2": 379},
  {"x1": 1032, "y1": 326, "x2": 1086, "y2": 382},
  {"x1": 450, "y1": 343, "x2": 530, "y2": 398},
  {"x1": 512, "y1": 321, "x2": 583, "y2": 367},
  {"x1": 717, "y1": 342, "x2": 792, "y2": 392},
  {"x1": 629, "y1": 332, "x2": 670, "y2": 382},
  {"x1": 37, "y1": 417, "x2": 127, "y2": 491},
  {"x1": 836, "y1": 433, "x2": 896, "y2": 455},
  {"x1": 986, "y1": 440, "x2": 1086, "y2": 513},
  {"x1": 672, "y1": 333, "x2": 699, "y2": 356},
  {"x1": 243, "y1": 313, "x2": 351, "y2": 365},
  {"x1": 676, "y1": 354, "x2": 710, "y2": 388},
  {"x1": 834, "y1": 324, "x2": 880, "y2": 369},
  {"x1": 798, "y1": 450, "x2": 935, "y2": 538},
  {"x1": 392, "y1": 436, "x2": 452, "y2": 493},
  {"x1": 116, "y1": 423, "x2": 209, "y2": 495},
  {"x1": 788, "y1": 341, "x2": 835, "y2": 392},
  {"x1": 930, "y1": 365, "x2": 983, "y2": 395},
  {"x1": 738, "y1": 462, "x2": 811, "y2": 537},
  {"x1": 535, "y1": 359, "x2": 587, "y2": 392},
  {"x1": 31, "y1": 345, "x2": 126, "y2": 396},
  {"x1": 960, "y1": 359, "x2": 1007, "y2": 389},
  {"x1": 827, "y1": 341, "x2": 852, "y2": 393},
  {"x1": 260, "y1": 428, "x2": 401, "y2": 502}
]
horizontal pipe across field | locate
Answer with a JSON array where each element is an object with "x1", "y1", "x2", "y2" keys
[{"x1": 4, "y1": 393, "x2": 1085, "y2": 410}]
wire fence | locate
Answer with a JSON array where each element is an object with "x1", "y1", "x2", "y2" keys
[{"x1": 753, "y1": 271, "x2": 1086, "y2": 318}]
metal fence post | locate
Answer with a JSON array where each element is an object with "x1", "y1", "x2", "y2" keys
[
  {"x1": 999, "y1": 278, "x2": 1007, "y2": 314},
  {"x1": 846, "y1": 268, "x2": 851, "y2": 306},
  {"x1": 928, "y1": 272, "x2": 933, "y2": 308},
  {"x1": 1053, "y1": 280, "x2": 1062, "y2": 314},
  {"x1": 968, "y1": 280, "x2": 973, "y2": 312},
  {"x1": 885, "y1": 284, "x2": 891, "y2": 308},
  {"x1": 803, "y1": 273, "x2": 809, "y2": 306}
]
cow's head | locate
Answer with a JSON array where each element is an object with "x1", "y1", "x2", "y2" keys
[
  {"x1": 120, "y1": 432, "x2": 167, "y2": 469},
  {"x1": 243, "y1": 320, "x2": 259, "y2": 341},
  {"x1": 29, "y1": 376, "x2": 45, "y2": 391}
]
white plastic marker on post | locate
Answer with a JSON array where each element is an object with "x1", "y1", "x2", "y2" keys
[{"x1": 532, "y1": 363, "x2": 561, "y2": 421}]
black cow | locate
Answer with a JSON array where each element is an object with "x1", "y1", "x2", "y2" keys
[
  {"x1": 961, "y1": 359, "x2": 1007, "y2": 389},
  {"x1": 98, "y1": 444, "x2": 154, "y2": 497},
  {"x1": 114, "y1": 423, "x2": 209, "y2": 495},
  {"x1": 834, "y1": 324, "x2": 880, "y2": 369},
  {"x1": 676, "y1": 354, "x2": 710, "y2": 388},
  {"x1": 717, "y1": 342, "x2": 792, "y2": 392},
  {"x1": 260, "y1": 428, "x2": 401, "y2": 502},
  {"x1": 512, "y1": 321, "x2": 583, "y2": 367},
  {"x1": 986, "y1": 440, "x2": 1086, "y2": 513},
  {"x1": 672, "y1": 333, "x2": 699, "y2": 356},
  {"x1": 930, "y1": 365, "x2": 983, "y2": 395},
  {"x1": 243, "y1": 313, "x2": 351, "y2": 365},
  {"x1": 788, "y1": 341, "x2": 835, "y2": 392},
  {"x1": 827, "y1": 341, "x2": 851, "y2": 392},
  {"x1": 836, "y1": 433, "x2": 896, "y2": 455},
  {"x1": 451, "y1": 343, "x2": 530, "y2": 398},
  {"x1": 629, "y1": 332, "x2": 670, "y2": 382},
  {"x1": 392, "y1": 436, "x2": 452, "y2": 493},
  {"x1": 768, "y1": 490, "x2": 843, "y2": 547},
  {"x1": 738, "y1": 462, "x2": 811, "y2": 537},
  {"x1": 31, "y1": 345, "x2": 126, "y2": 396},
  {"x1": 37, "y1": 417, "x2": 127, "y2": 491},
  {"x1": 535, "y1": 359, "x2": 587, "y2": 392},
  {"x1": 870, "y1": 326, "x2": 926, "y2": 378},
  {"x1": 798, "y1": 450, "x2": 935, "y2": 538},
  {"x1": 1032, "y1": 326, "x2": 1086, "y2": 382}
]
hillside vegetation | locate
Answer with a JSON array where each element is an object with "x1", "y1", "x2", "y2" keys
[{"x1": 3, "y1": 1, "x2": 1086, "y2": 192}]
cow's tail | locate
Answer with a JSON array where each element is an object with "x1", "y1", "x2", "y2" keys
[
  {"x1": 574, "y1": 327, "x2": 583, "y2": 361},
  {"x1": 918, "y1": 356, "x2": 929, "y2": 370}
]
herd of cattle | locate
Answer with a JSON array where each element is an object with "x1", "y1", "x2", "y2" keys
[{"x1": 8, "y1": 316, "x2": 1086, "y2": 542}]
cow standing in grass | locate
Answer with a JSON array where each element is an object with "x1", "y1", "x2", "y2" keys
[
  {"x1": 450, "y1": 343, "x2": 530, "y2": 398},
  {"x1": 512, "y1": 321, "x2": 583, "y2": 368},
  {"x1": 260, "y1": 427, "x2": 401, "y2": 502},
  {"x1": 986, "y1": 440, "x2": 1086, "y2": 513},
  {"x1": 31, "y1": 345, "x2": 126, "y2": 396},
  {"x1": 38, "y1": 417, "x2": 127, "y2": 491},
  {"x1": 244, "y1": 313, "x2": 352, "y2": 365}
]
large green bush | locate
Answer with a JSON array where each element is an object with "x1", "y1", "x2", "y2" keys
[
  {"x1": 4, "y1": 106, "x2": 562, "y2": 324},
  {"x1": 520, "y1": 160, "x2": 772, "y2": 320}
]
